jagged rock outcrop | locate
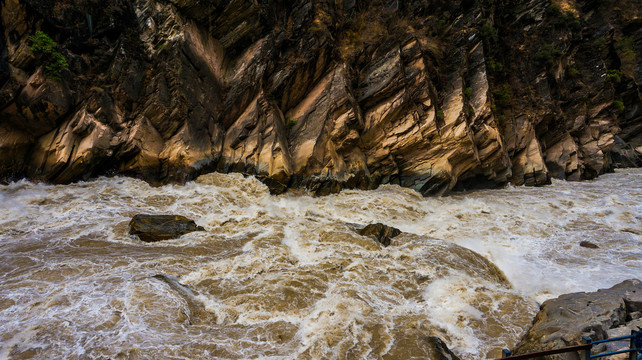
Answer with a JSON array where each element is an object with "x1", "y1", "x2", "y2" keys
[
  {"x1": 513, "y1": 279, "x2": 642, "y2": 360},
  {"x1": 1, "y1": 0, "x2": 640, "y2": 194}
]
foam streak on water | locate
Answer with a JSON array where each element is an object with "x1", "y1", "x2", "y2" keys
[{"x1": 0, "y1": 169, "x2": 640, "y2": 359}]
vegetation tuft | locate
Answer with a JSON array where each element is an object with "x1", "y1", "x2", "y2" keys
[
  {"x1": 617, "y1": 37, "x2": 636, "y2": 76},
  {"x1": 488, "y1": 58, "x2": 504, "y2": 73},
  {"x1": 546, "y1": 4, "x2": 581, "y2": 31},
  {"x1": 535, "y1": 44, "x2": 563, "y2": 66},
  {"x1": 606, "y1": 69, "x2": 622, "y2": 83},
  {"x1": 492, "y1": 83, "x2": 512, "y2": 101},
  {"x1": 613, "y1": 100, "x2": 625, "y2": 112},
  {"x1": 480, "y1": 24, "x2": 498, "y2": 43},
  {"x1": 286, "y1": 118, "x2": 297, "y2": 130},
  {"x1": 29, "y1": 31, "x2": 68, "y2": 81}
]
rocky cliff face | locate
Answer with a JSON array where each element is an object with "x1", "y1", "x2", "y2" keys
[{"x1": 1, "y1": 0, "x2": 640, "y2": 195}]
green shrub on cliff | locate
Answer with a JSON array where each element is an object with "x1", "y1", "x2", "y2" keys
[
  {"x1": 613, "y1": 100, "x2": 625, "y2": 112},
  {"x1": 480, "y1": 24, "x2": 498, "y2": 43},
  {"x1": 286, "y1": 118, "x2": 297, "y2": 130},
  {"x1": 617, "y1": 37, "x2": 636, "y2": 76},
  {"x1": 546, "y1": 4, "x2": 581, "y2": 31},
  {"x1": 29, "y1": 31, "x2": 69, "y2": 81},
  {"x1": 606, "y1": 69, "x2": 622, "y2": 83},
  {"x1": 488, "y1": 58, "x2": 503, "y2": 73},
  {"x1": 546, "y1": 3, "x2": 563, "y2": 16},
  {"x1": 492, "y1": 83, "x2": 512, "y2": 101},
  {"x1": 436, "y1": 110, "x2": 445, "y2": 121},
  {"x1": 535, "y1": 44, "x2": 563, "y2": 66}
]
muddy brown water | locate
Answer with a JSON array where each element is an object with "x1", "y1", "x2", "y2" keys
[{"x1": 1, "y1": 170, "x2": 640, "y2": 359}]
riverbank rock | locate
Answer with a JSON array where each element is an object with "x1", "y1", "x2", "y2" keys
[
  {"x1": 512, "y1": 279, "x2": 642, "y2": 359},
  {"x1": 129, "y1": 214, "x2": 205, "y2": 242},
  {"x1": 357, "y1": 223, "x2": 402, "y2": 247}
]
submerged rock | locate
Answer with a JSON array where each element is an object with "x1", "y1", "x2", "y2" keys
[
  {"x1": 579, "y1": 241, "x2": 599, "y2": 249},
  {"x1": 512, "y1": 279, "x2": 642, "y2": 359},
  {"x1": 621, "y1": 228, "x2": 642, "y2": 236},
  {"x1": 357, "y1": 223, "x2": 402, "y2": 247},
  {"x1": 152, "y1": 274, "x2": 217, "y2": 325},
  {"x1": 383, "y1": 335, "x2": 462, "y2": 360},
  {"x1": 129, "y1": 214, "x2": 205, "y2": 242}
]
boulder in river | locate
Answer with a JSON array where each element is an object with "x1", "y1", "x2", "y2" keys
[
  {"x1": 129, "y1": 214, "x2": 205, "y2": 242},
  {"x1": 512, "y1": 279, "x2": 642, "y2": 359},
  {"x1": 357, "y1": 223, "x2": 402, "y2": 247},
  {"x1": 579, "y1": 241, "x2": 599, "y2": 249}
]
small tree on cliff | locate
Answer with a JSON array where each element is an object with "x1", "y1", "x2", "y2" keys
[{"x1": 29, "y1": 31, "x2": 69, "y2": 81}]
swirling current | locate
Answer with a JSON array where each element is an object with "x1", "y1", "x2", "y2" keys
[{"x1": 0, "y1": 169, "x2": 640, "y2": 359}]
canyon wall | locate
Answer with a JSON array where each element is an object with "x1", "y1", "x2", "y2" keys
[{"x1": 1, "y1": 0, "x2": 640, "y2": 195}]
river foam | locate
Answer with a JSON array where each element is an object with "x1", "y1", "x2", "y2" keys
[{"x1": 0, "y1": 169, "x2": 640, "y2": 359}]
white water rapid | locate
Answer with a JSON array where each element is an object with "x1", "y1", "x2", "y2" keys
[{"x1": 0, "y1": 169, "x2": 640, "y2": 359}]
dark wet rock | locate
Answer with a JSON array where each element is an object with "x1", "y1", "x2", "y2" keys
[
  {"x1": 579, "y1": 241, "x2": 600, "y2": 249},
  {"x1": 611, "y1": 136, "x2": 642, "y2": 168},
  {"x1": 129, "y1": 214, "x2": 205, "y2": 242},
  {"x1": 357, "y1": 223, "x2": 402, "y2": 247},
  {"x1": 426, "y1": 336, "x2": 462, "y2": 360},
  {"x1": 513, "y1": 279, "x2": 642, "y2": 360},
  {"x1": 256, "y1": 175, "x2": 288, "y2": 195}
]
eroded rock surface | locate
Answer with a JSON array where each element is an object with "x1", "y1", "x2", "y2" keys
[
  {"x1": 0, "y1": 0, "x2": 640, "y2": 194},
  {"x1": 513, "y1": 279, "x2": 642, "y2": 360}
]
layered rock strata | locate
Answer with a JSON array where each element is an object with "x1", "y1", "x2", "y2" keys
[{"x1": 1, "y1": 0, "x2": 640, "y2": 195}]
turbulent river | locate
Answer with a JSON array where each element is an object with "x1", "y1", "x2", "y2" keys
[{"x1": 0, "y1": 169, "x2": 640, "y2": 360}]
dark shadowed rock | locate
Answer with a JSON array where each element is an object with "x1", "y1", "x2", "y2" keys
[
  {"x1": 610, "y1": 136, "x2": 642, "y2": 168},
  {"x1": 426, "y1": 336, "x2": 462, "y2": 360},
  {"x1": 579, "y1": 241, "x2": 599, "y2": 249},
  {"x1": 129, "y1": 214, "x2": 205, "y2": 242},
  {"x1": 357, "y1": 223, "x2": 402, "y2": 247},
  {"x1": 513, "y1": 279, "x2": 642, "y2": 360},
  {"x1": 256, "y1": 175, "x2": 288, "y2": 195}
]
